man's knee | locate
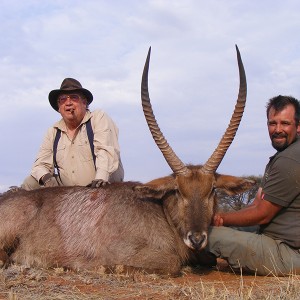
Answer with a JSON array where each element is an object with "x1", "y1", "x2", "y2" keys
[
  {"x1": 208, "y1": 226, "x2": 237, "y2": 246},
  {"x1": 207, "y1": 226, "x2": 256, "y2": 265}
]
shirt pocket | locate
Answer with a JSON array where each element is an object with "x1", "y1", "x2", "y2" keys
[
  {"x1": 55, "y1": 144, "x2": 66, "y2": 165},
  {"x1": 78, "y1": 140, "x2": 94, "y2": 162}
]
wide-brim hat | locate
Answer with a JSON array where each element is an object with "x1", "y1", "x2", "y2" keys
[{"x1": 49, "y1": 78, "x2": 93, "y2": 111}]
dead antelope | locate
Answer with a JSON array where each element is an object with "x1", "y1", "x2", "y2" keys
[{"x1": 0, "y1": 46, "x2": 255, "y2": 275}]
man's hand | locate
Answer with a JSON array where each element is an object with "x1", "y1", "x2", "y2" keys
[
  {"x1": 90, "y1": 179, "x2": 110, "y2": 188},
  {"x1": 212, "y1": 214, "x2": 224, "y2": 226},
  {"x1": 44, "y1": 177, "x2": 59, "y2": 187},
  {"x1": 41, "y1": 173, "x2": 59, "y2": 187}
]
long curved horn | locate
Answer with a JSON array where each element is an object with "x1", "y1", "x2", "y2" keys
[
  {"x1": 201, "y1": 45, "x2": 247, "y2": 174},
  {"x1": 141, "y1": 47, "x2": 190, "y2": 176}
]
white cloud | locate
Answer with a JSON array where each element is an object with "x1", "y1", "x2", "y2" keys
[{"x1": 1, "y1": 0, "x2": 300, "y2": 191}]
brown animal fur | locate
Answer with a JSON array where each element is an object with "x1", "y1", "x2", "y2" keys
[{"x1": 0, "y1": 166, "x2": 254, "y2": 275}]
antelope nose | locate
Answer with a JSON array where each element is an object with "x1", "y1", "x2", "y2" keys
[{"x1": 189, "y1": 232, "x2": 207, "y2": 250}]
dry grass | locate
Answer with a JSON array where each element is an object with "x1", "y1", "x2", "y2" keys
[{"x1": 0, "y1": 264, "x2": 299, "y2": 300}]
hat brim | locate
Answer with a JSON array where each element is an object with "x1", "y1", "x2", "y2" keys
[{"x1": 49, "y1": 88, "x2": 93, "y2": 111}]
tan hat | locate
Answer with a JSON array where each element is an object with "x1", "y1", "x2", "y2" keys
[{"x1": 48, "y1": 78, "x2": 93, "y2": 111}]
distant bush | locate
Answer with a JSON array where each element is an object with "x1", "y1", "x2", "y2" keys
[{"x1": 217, "y1": 175, "x2": 262, "y2": 212}]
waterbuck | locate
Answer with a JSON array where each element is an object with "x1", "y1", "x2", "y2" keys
[{"x1": 0, "y1": 46, "x2": 255, "y2": 275}]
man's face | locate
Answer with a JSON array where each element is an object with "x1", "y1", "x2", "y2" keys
[
  {"x1": 267, "y1": 104, "x2": 300, "y2": 151},
  {"x1": 57, "y1": 93, "x2": 87, "y2": 125}
]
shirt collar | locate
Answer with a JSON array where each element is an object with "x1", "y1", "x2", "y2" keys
[{"x1": 54, "y1": 110, "x2": 91, "y2": 132}]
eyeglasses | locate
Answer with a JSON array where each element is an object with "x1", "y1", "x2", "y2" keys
[{"x1": 58, "y1": 94, "x2": 81, "y2": 104}]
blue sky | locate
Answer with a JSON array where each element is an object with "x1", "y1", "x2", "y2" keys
[{"x1": 1, "y1": 0, "x2": 300, "y2": 192}]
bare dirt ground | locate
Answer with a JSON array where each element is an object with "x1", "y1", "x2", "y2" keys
[{"x1": 1, "y1": 264, "x2": 299, "y2": 300}]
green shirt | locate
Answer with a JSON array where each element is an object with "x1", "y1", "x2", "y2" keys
[{"x1": 260, "y1": 137, "x2": 300, "y2": 249}]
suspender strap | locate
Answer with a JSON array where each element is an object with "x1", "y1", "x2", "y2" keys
[
  {"x1": 53, "y1": 118, "x2": 96, "y2": 180},
  {"x1": 86, "y1": 119, "x2": 96, "y2": 168},
  {"x1": 53, "y1": 128, "x2": 62, "y2": 181}
]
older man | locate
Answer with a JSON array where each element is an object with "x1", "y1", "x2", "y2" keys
[
  {"x1": 207, "y1": 95, "x2": 300, "y2": 276},
  {"x1": 22, "y1": 78, "x2": 124, "y2": 190}
]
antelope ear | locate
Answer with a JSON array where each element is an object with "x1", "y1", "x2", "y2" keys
[
  {"x1": 215, "y1": 174, "x2": 256, "y2": 196},
  {"x1": 134, "y1": 176, "x2": 177, "y2": 199}
]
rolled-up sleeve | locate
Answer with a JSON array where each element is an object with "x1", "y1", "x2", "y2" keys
[
  {"x1": 31, "y1": 127, "x2": 56, "y2": 182},
  {"x1": 91, "y1": 110, "x2": 121, "y2": 181}
]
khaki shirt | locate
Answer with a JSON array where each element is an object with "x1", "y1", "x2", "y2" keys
[{"x1": 31, "y1": 110, "x2": 123, "y2": 186}]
